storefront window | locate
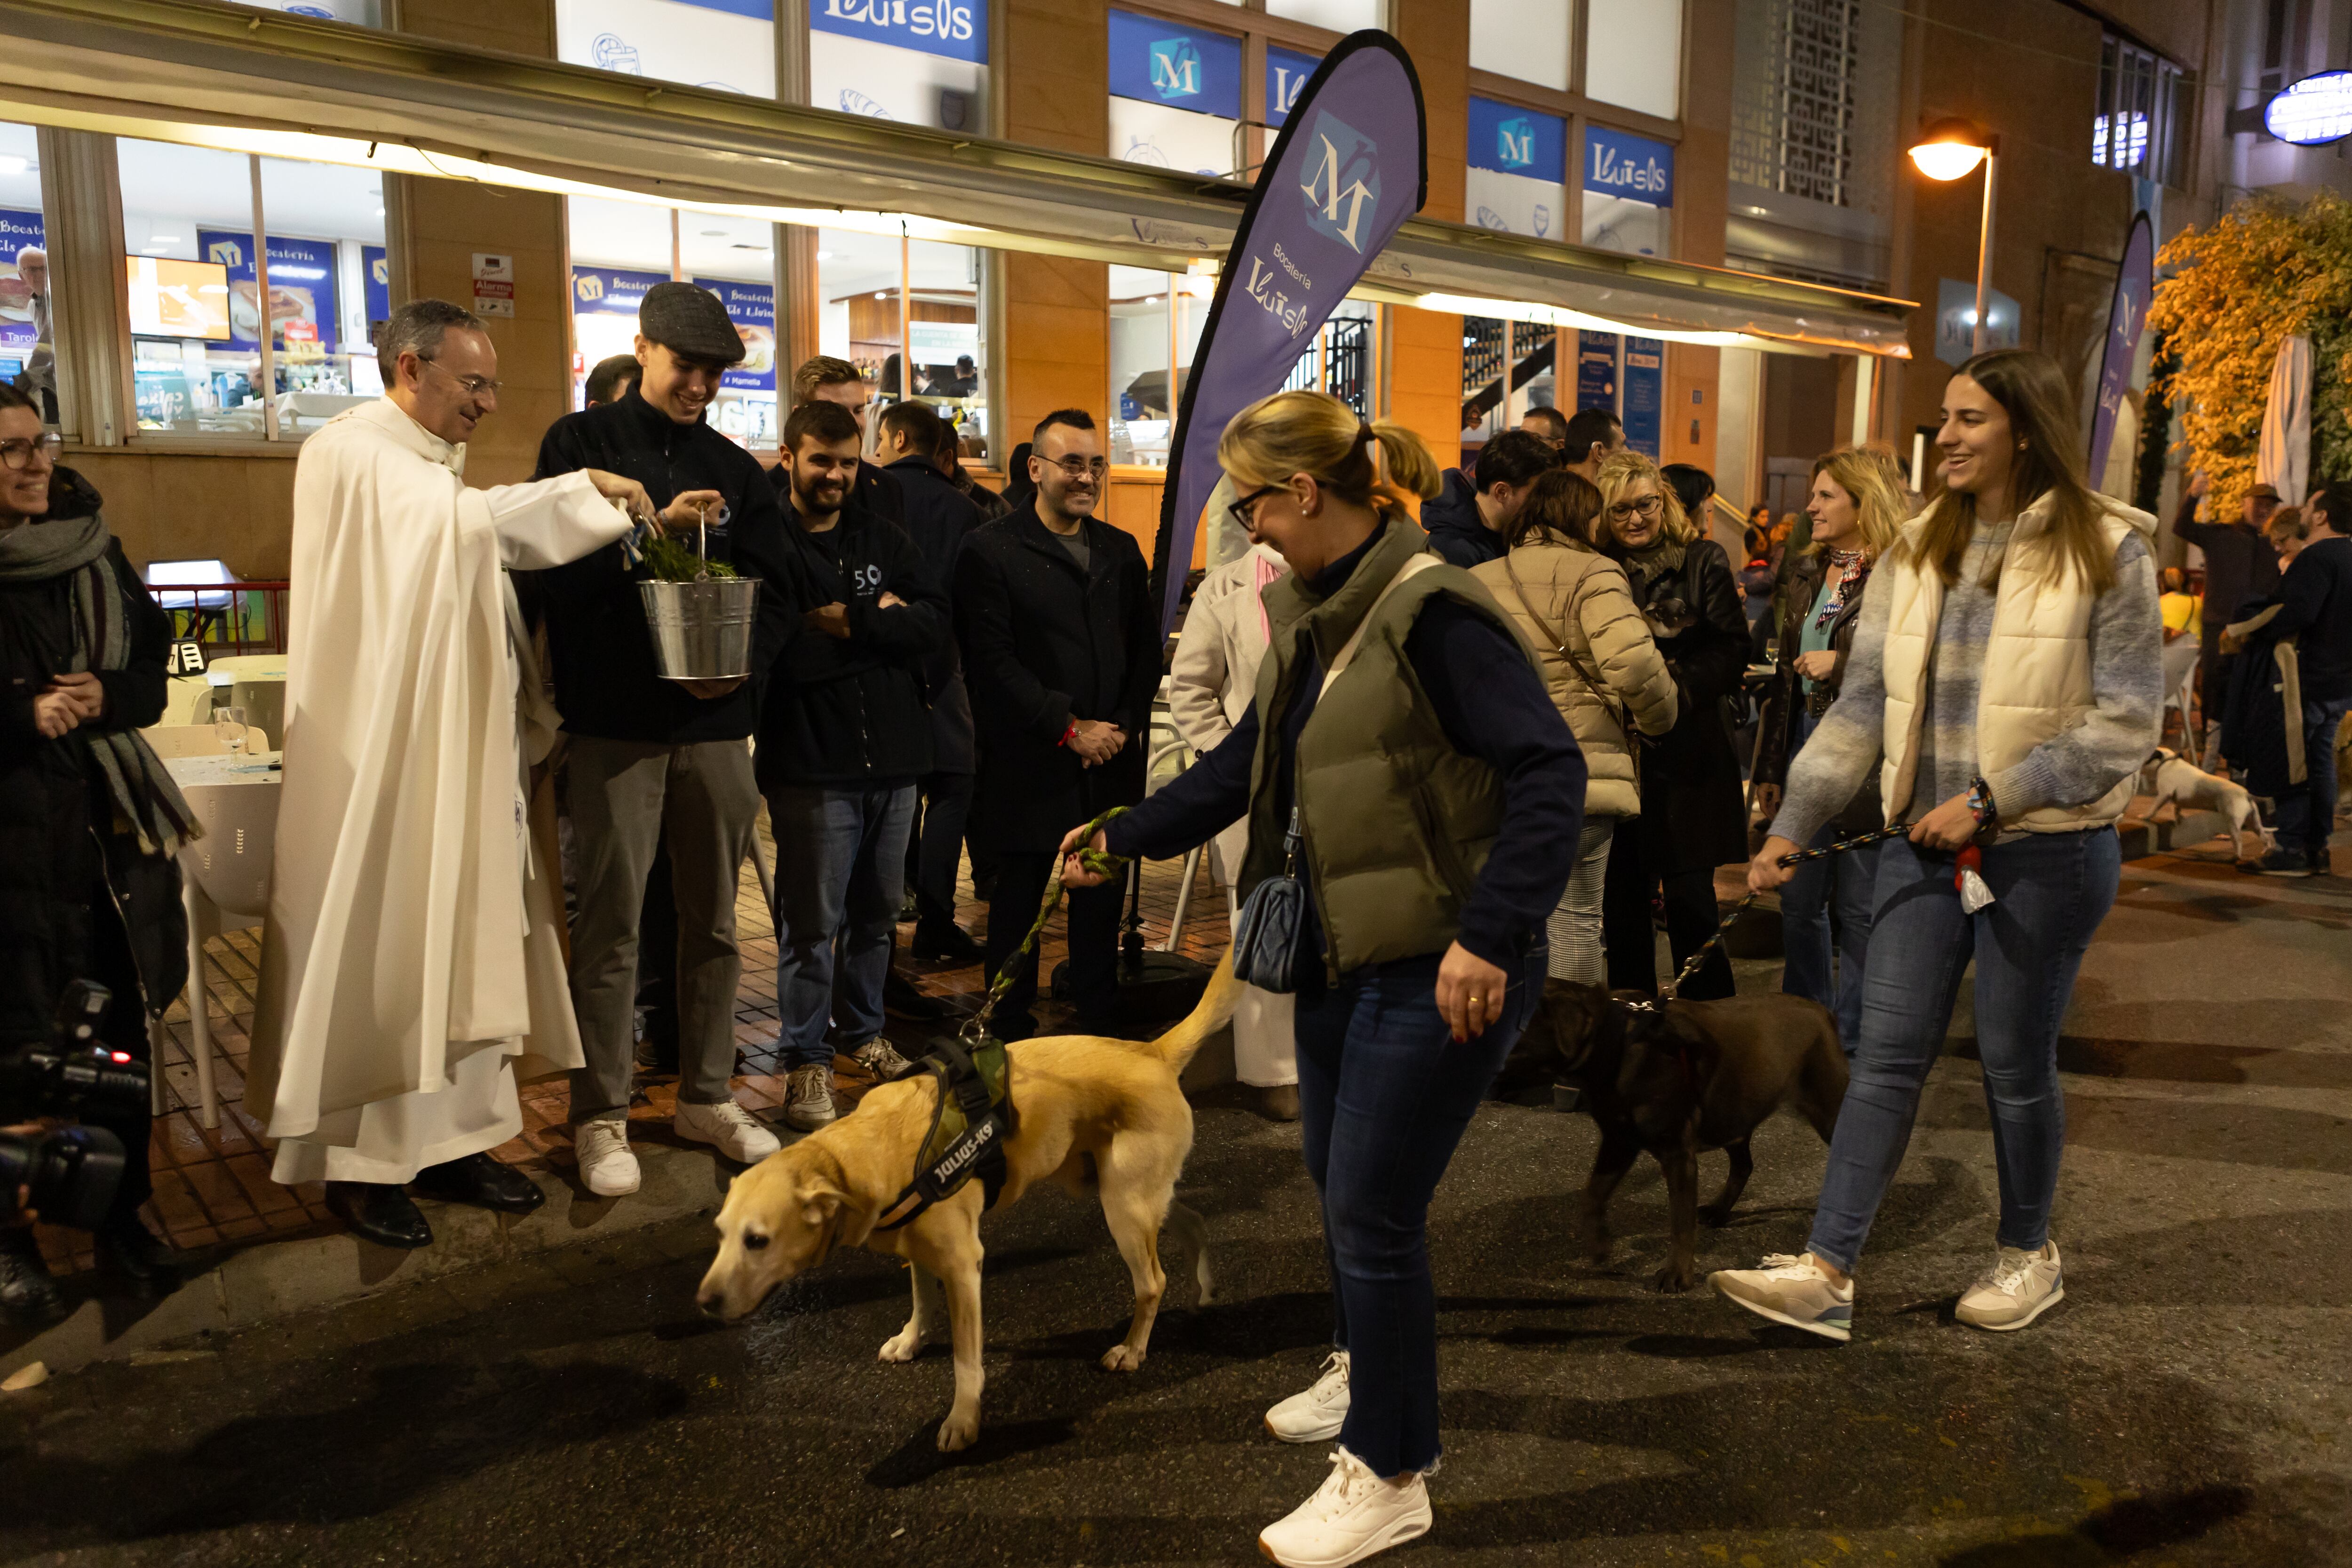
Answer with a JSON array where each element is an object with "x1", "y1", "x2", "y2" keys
[
  {"x1": 813, "y1": 227, "x2": 987, "y2": 457},
  {"x1": 1469, "y1": 0, "x2": 1570, "y2": 93},
  {"x1": 1581, "y1": 124, "x2": 1673, "y2": 257},
  {"x1": 567, "y1": 195, "x2": 780, "y2": 448},
  {"x1": 557, "y1": 0, "x2": 775, "y2": 98},
  {"x1": 810, "y1": 0, "x2": 988, "y2": 130},
  {"x1": 0, "y1": 123, "x2": 56, "y2": 427},
  {"x1": 118, "y1": 139, "x2": 385, "y2": 439},
  {"x1": 1106, "y1": 264, "x2": 1210, "y2": 466},
  {"x1": 1266, "y1": 45, "x2": 1321, "y2": 130},
  {"x1": 1109, "y1": 8, "x2": 1244, "y2": 179},
  {"x1": 1467, "y1": 96, "x2": 1567, "y2": 239},
  {"x1": 1267, "y1": 0, "x2": 1378, "y2": 28},
  {"x1": 224, "y1": 0, "x2": 384, "y2": 23},
  {"x1": 1587, "y1": 1, "x2": 1683, "y2": 121},
  {"x1": 1280, "y1": 298, "x2": 1374, "y2": 417}
]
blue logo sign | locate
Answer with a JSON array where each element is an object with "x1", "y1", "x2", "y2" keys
[
  {"x1": 811, "y1": 0, "x2": 986, "y2": 65},
  {"x1": 197, "y1": 230, "x2": 342, "y2": 352},
  {"x1": 1299, "y1": 109, "x2": 1381, "y2": 255},
  {"x1": 1584, "y1": 125, "x2": 1674, "y2": 206},
  {"x1": 1465, "y1": 96, "x2": 1564, "y2": 179},
  {"x1": 1109, "y1": 9, "x2": 1240, "y2": 118},
  {"x1": 1150, "y1": 37, "x2": 1202, "y2": 101},
  {"x1": 2264, "y1": 69, "x2": 2352, "y2": 145},
  {"x1": 1266, "y1": 46, "x2": 1319, "y2": 129}
]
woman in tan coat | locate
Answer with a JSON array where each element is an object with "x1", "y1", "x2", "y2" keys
[{"x1": 1473, "y1": 470, "x2": 1678, "y2": 982}]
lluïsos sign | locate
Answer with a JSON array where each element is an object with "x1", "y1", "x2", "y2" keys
[{"x1": 2263, "y1": 69, "x2": 2352, "y2": 146}]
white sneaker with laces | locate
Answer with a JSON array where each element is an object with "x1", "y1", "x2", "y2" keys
[
  {"x1": 574, "y1": 1120, "x2": 639, "y2": 1197},
  {"x1": 1955, "y1": 1241, "x2": 2064, "y2": 1331},
  {"x1": 850, "y1": 1037, "x2": 914, "y2": 1079},
  {"x1": 1258, "y1": 1446, "x2": 1431, "y2": 1568},
  {"x1": 1265, "y1": 1349, "x2": 1351, "y2": 1443},
  {"x1": 1710, "y1": 1252, "x2": 1854, "y2": 1342},
  {"x1": 675, "y1": 1099, "x2": 783, "y2": 1163},
  {"x1": 784, "y1": 1064, "x2": 836, "y2": 1132}
]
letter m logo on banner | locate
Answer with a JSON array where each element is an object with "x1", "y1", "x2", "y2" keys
[
  {"x1": 208, "y1": 239, "x2": 243, "y2": 269},
  {"x1": 1299, "y1": 109, "x2": 1382, "y2": 255},
  {"x1": 1150, "y1": 37, "x2": 1202, "y2": 100},
  {"x1": 1497, "y1": 116, "x2": 1536, "y2": 170}
]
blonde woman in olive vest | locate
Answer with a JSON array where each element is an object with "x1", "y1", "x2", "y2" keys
[
  {"x1": 1713, "y1": 349, "x2": 2161, "y2": 1343},
  {"x1": 1060, "y1": 391, "x2": 1584, "y2": 1568},
  {"x1": 1472, "y1": 468, "x2": 1678, "y2": 982}
]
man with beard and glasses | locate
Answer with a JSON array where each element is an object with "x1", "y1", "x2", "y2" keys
[
  {"x1": 954, "y1": 409, "x2": 1159, "y2": 1039},
  {"x1": 527, "y1": 282, "x2": 806, "y2": 1200},
  {"x1": 758, "y1": 398, "x2": 946, "y2": 1128}
]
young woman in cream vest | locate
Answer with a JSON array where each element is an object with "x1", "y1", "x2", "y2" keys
[{"x1": 1713, "y1": 350, "x2": 2162, "y2": 1341}]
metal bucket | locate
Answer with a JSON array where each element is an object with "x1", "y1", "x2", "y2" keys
[{"x1": 639, "y1": 576, "x2": 761, "y2": 681}]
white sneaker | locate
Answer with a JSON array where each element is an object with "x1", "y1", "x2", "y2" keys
[
  {"x1": 1710, "y1": 1252, "x2": 1855, "y2": 1342},
  {"x1": 784, "y1": 1064, "x2": 836, "y2": 1132},
  {"x1": 1265, "y1": 1349, "x2": 1351, "y2": 1443},
  {"x1": 574, "y1": 1120, "x2": 639, "y2": 1198},
  {"x1": 674, "y1": 1099, "x2": 783, "y2": 1164},
  {"x1": 1955, "y1": 1241, "x2": 2065, "y2": 1331},
  {"x1": 1258, "y1": 1447, "x2": 1431, "y2": 1568}
]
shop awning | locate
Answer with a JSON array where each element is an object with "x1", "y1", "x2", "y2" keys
[{"x1": 0, "y1": 0, "x2": 1913, "y2": 357}]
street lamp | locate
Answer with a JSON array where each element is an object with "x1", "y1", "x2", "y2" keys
[{"x1": 1909, "y1": 118, "x2": 2001, "y2": 356}]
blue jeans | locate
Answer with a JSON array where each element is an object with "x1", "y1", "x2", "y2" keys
[
  {"x1": 767, "y1": 785, "x2": 917, "y2": 1068},
  {"x1": 1296, "y1": 943, "x2": 1545, "y2": 1477},
  {"x1": 1806, "y1": 828, "x2": 2120, "y2": 1275},
  {"x1": 2275, "y1": 695, "x2": 2352, "y2": 857},
  {"x1": 1779, "y1": 820, "x2": 1879, "y2": 1053}
]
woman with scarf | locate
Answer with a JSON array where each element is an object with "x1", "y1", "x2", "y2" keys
[
  {"x1": 0, "y1": 383, "x2": 197, "y2": 1325},
  {"x1": 1749, "y1": 447, "x2": 1907, "y2": 1048},
  {"x1": 1593, "y1": 448, "x2": 1750, "y2": 999}
]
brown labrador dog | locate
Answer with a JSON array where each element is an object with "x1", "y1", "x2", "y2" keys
[{"x1": 1503, "y1": 981, "x2": 1847, "y2": 1292}]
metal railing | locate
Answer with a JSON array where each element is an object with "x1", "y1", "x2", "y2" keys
[{"x1": 147, "y1": 581, "x2": 290, "y2": 657}]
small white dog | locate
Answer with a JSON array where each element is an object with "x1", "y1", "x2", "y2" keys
[{"x1": 2138, "y1": 748, "x2": 2272, "y2": 861}]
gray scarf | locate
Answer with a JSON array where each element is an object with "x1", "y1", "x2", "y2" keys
[{"x1": 1, "y1": 511, "x2": 201, "y2": 857}]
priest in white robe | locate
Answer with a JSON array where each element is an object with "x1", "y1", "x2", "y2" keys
[{"x1": 249, "y1": 299, "x2": 677, "y2": 1250}]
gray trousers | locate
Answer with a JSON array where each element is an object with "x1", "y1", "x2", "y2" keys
[
  {"x1": 566, "y1": 737, "x2": 758, "y2": 1125},
  {"x1": 1545, "y1": 817, "x2": 1617, "y2": 984}
]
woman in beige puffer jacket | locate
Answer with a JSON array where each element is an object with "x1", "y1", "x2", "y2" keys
[{"x1": 1472, "y1": 469, "x2": 1679, "y2": 982}]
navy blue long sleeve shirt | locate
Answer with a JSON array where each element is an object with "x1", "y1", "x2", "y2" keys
[{"x1": 1106, "y1": 525, "x2": 1585, "y2": 977}]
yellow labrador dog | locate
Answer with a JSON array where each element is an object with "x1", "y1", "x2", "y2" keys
[{"x1": 697, "y1": 955, "x2": 1239, "y2": 1451}]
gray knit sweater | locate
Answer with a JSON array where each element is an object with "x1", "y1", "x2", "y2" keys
[{"x1": 1772, "y1": 518, "x2": 2161, "y2": 846}]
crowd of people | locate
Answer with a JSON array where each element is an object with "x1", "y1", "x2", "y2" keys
[{"x1": 4, "y1": 272, "x2": 2349, "y2": 1568}]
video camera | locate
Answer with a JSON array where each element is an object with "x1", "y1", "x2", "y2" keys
[{"x1": 0, "y1": 980, "x2": 146, "y2": 1230}]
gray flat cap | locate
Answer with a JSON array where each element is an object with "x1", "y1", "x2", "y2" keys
[{"x1": 639, "y1": 280, "x2": 746, "y2": 364}]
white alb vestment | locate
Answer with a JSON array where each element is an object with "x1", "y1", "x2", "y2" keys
[{"x1": 250, "y1": 398, "x2": 632, "y2": 1184}]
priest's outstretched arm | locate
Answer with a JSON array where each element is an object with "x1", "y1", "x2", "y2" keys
[{"x1": 479, "y1": 469, "x2": 657, "y2": 571}]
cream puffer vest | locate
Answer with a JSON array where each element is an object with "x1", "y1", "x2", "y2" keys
[
  {"x1": 1878, "y1": 492, "x2": 2155, "y2": 833},
  {"x1": 1471, "y1": 541, "x2": 1678, "y2": 818}
]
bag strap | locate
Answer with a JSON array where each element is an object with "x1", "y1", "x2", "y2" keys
[
  {"x1": 1503, "y1": 550, "x2": 1631, "y2": 734},
  {"x1": 1319, "y1": 551, "x2": 1440, "y2": 700}
]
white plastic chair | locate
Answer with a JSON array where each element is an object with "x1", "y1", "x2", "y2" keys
[
  {"x1": 174, "y1": 779, "x2": 279, "y2": 1128},
  {"x1": 143, "y1": 724, "x2": 228, "y2": 759}
]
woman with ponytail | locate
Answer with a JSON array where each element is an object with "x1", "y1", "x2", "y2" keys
[{"x1": 1061, "y1": 390, "x2": 1585, "y2": 1567}]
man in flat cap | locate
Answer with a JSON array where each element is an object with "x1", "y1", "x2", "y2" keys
[{"x1": 528, "y1": 280, "x2": 808, "y2": 1198}]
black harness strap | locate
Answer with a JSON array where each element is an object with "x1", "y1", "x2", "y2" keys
[{"x1": 873, "y1": 1040, "x2": 1015, "y2": 1232}]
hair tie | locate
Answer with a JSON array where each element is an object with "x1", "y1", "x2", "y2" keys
[{"x1": 1358, "y1": 423, "x2": 1389, "y2": 487}]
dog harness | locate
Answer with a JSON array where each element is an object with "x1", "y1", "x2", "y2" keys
[{"x1": 873, "y1": 1035, "x2": 1018, "y2": 1231}]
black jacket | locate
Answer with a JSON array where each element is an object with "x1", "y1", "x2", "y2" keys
[
  {"x1": 527, "y1": 389, "x2": 805, "y2": 744},
  {"x1": 1614, "y1": 537, "x2": 1750, "y2": 873},
  {"x1": 1422, "y1": 469, "x2": 1503, "y2": 569},
  {"x1": 954, "y1": 507, "x2": 1161, "y2": 852},
  {"x1": 2271, "y1": 535, "x2": 2352, "y2": 702},
  {"x1": 2175, "y1": 496, "x2": 2280, "y2": 637},
  {"x1": 755, "y1": 501, "x2": 946, "y2": 791},
  {"x1": 885, "y1": 456, "x2": 985, "y2": 774},
  {"x1": 0, "y1": 470, "x2": 188, "y2": 1046},
  {"x1": 1751, "y1": 550, "x2": 1881, "y2": 835}
]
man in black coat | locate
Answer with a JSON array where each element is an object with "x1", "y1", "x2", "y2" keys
[
  {"x1": 759, "y1": 399, "x2": 947, "y2": 1124},
  {"x1": 876, "y1": 399, "x2": 986, "y2": 962},
  {"x1": 2176, "y1": 470, "x2": 2281, "y2": 765},
  {"x1": 780, "y1": 354, "x2": 904, "y2": 526},
  {"x1": 1420, "y1": 427, "x2": 1553, "y2": 569},
  {"x1": 529, "y1": 282, "x2": 807, "y2": 1198},
  {"x1": 2245, "y1": 481, "x2": 2352, "y2": 875},
  {"x1": 954, "y1": 408, "x2": 1159, "y2": 1038}
]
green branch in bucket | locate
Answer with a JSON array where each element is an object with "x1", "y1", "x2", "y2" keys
[{"x1": 641, "y1": 532, "x2": 739, "y2": 581}]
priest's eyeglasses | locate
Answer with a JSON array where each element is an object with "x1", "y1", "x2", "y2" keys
[
  {"x1": 419, "y1": 358, "x2": 504, "y2": 397},
  {"x1": 0, "y1": 433, "x2": 61, "y2": 470},
  {"x1": 1606, "y1": 495, "x2": 1664, "y2": 521}
]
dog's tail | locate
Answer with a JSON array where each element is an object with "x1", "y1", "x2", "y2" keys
[{"x1": 1143, "y1": 948, "x2": 1241, "y2": 1072}]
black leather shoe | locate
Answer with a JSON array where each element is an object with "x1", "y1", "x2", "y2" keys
[
  {"x1": 93, "y1": 1216, "x2": 184, "y2": 1298},
  {"x1": 911, "y1": 921, "x2": 986, "y2": 965},
  {"x1": 413, "y1": 1153, "x2": 546, "y2": 1216},
  {"x1": 883, "y1": 968, "x2": 947, "y2": 1021},
  {"x1": 0, "y1": 1226, "x2": 69, "y2": 1328},
  {"x1": 325, "y1": 1181, "x2": 433, "y2": 1250}
]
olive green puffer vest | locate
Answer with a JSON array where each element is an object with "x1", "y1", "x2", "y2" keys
[{"x1": 1239, "y1": 517, "x2": 1535, "y2": 978}]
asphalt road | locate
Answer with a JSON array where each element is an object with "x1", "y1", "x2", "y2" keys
[{"x1": 4, "y1": 846, "x2": 2347, "y2": 1567}]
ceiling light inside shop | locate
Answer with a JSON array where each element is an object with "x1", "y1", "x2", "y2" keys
[
  {"x1": 1413, "y1": 292, "x2": 1803, "y2": 354},
  {"x1": 0, "y1": 156, "x2": 27, "y2": 175},
  {"x1": 816, "y1": 250, "x2": 833, "y2": 260},
  {"x1": 700, "y1": 229, "x2": 726, "y2": 237}
]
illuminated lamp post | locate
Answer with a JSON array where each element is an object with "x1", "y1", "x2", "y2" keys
[{"x1": 1908, "y1": 119, "x2": 2000, "y2": 356}]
